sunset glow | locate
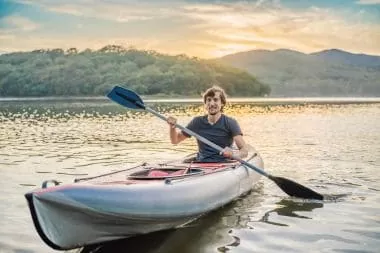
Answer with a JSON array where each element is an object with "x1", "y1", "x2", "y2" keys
[{"x1": 1, "y1": 0, "x2": 379, "y2": 57}]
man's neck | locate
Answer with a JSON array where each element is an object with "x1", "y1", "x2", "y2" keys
[{"x1": 207, "y1": 113, "x2": 222, "y2": 124}]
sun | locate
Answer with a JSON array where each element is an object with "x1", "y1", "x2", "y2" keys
[{"x1": 210, "y1": 44, "x2": 256, "y2": 58}]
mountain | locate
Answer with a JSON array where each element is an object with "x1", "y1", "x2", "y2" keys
[
  {"x1": 312, "y1": 49, "x2": 380, "y2": 67},
  {"x1": 218, "y1": 49, "x2": 380, "y2": 96}
]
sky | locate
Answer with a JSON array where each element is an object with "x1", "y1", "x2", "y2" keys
[{"x1": 0, "y1": 0, "x2": 379, "y2": 58}]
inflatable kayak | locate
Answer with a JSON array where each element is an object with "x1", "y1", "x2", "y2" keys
[{"x1": 25, "y1": 152, "x2": 264, "y2": 250}]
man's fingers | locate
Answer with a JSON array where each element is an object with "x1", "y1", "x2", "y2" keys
[
  {"x1": 167, "y1": 117, "x2": 177, "y2": 129},
  {"x1": 221, "y1": 147, "x2": 233, "y2": 158}
]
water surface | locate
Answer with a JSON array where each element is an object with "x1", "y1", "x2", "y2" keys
[{"x1": 0, "y1": 99, "x2": 379, "y2": 253}]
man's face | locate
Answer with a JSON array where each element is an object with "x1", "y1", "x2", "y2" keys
[{"x1": 205, "y1": 92, "x2": 223, "y2": 115}]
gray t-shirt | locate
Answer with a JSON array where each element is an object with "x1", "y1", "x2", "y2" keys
[{"x1": 182, "y1": 114, "x2": 242, "y2": 162}]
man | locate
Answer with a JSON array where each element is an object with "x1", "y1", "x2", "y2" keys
[{"x1": 167, "y1": 86, "x2": 248, "y2": 162}]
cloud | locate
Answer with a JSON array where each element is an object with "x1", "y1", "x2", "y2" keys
[
  {"x1": 180, "y1": 2, "x2": 380, "y2": 56},
  {"x1": 0, "y1": 32, "x2": 16, "y2": 41},
  {"x1": 15, "y1": 0, "x2": 177, "y2": 22},
  {"x1": 3, "y1": 15, "x2": 40, "y2": 31},
  {"x1": 356, "y1": 0, "x2": 380, "y2": 4},
  {"x1": 4, "y1": 0, "x2": 380, "y2": 57},
  {"x1": 0, "y1": 32, "x2": 181, "y2": 55}
]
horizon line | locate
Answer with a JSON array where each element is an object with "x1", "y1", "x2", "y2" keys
[{"x1": 1, "y1": 46, "x2": 380, "y2": 58}]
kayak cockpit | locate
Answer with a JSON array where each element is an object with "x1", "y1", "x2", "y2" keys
[{"x1": 128, "y1": 167, "x2": 204, "y2": 180}]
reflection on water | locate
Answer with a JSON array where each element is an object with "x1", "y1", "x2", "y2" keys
[
  {"x1": 78, "y1": 191, "x2": 326, "y2": 253},
  {"x1": 259, "y1": 199, "x2": 324, "y2": 226},
  {"x1": 0, "y1": 99, "x2": 379, "y2": 253}
]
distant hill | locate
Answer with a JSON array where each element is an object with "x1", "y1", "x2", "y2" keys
[
  {"x1": 218, "y1": 49, "x2": 380, "y2": 96},
  {"x1": 0, "y1": 45, "x2": 270, "y2": 97},
  {"x1": 311, "y1": 49, "x2": 380, "y2": 67}
]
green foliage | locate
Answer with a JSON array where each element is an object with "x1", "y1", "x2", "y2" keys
[{"x1": 0, "y1": 45, "x2": 269, "y2": 97}]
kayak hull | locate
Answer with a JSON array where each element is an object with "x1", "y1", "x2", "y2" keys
[{"x1": 25, "y1": 153, "x2": 264, "y2": 250}]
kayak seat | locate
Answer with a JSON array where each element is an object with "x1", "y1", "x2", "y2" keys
[
  {"x1": 128, "y1": 168, "x2": 203, "y2": 180},
  {"x1": 148, "y1": 169, "x2": 186, "y2": 177}
]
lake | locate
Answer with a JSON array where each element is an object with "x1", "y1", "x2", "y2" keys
[{"x1": 0, "y1": 98, "x2": 379, "y2": 253}]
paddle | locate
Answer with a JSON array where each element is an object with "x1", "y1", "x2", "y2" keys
[{"x1": 107, "y1": 86, "x2": 324, "y2": 200}]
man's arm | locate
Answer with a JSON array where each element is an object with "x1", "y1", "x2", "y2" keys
[
  {"x1": 167, "y1": 116, "x2": 188, "y2": 144},
  {"x1": 233, "y1": 135, "x2": 248, "y2": 159},
  {"x1": 221, "y1": 135, "x2": 248, "y2": 159},
  {"x1": 169, "y1": 127, "x2": 188, "y2": 144}
]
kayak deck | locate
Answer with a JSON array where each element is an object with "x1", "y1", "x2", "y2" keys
[{"x1": 73, "y1": 155, "x2": 252, "y2": 185}]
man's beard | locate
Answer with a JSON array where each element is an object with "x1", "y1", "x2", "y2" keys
[{"x1": 208, "y1": 107, "x2": 218, "y2": 115}]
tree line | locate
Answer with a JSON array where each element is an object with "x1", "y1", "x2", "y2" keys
[{"x1": 0, "y1": 45, "x2": 270, "y2": 97}]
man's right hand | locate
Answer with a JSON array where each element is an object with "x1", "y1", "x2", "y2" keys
[{"x1": 167, "y1": 116, "x2": 177, "y2": 129}]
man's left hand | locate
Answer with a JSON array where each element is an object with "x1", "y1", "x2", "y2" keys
[{"x1": 221, "y1": 147, "x2": 236, "y2": 159}]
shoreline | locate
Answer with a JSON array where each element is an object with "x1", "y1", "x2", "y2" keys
[{"x1": 0, "y1": 96, "x2": 380, "y2": 105}]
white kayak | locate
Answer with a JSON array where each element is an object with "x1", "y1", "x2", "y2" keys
[{"x1": 25, "y1": 151, "x2": 264, "y2": 250}]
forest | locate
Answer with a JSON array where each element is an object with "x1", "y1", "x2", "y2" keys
[{"x1": 0, "y1": 45, "x2": 270, "y2": 97}]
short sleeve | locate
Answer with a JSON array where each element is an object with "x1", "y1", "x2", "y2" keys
[
  {"x1": 181, "y1": 117, "x2": 198, "y2": 138},
  {"x1": 227, "y1": 117, "x2": 243, "y2": 136}
]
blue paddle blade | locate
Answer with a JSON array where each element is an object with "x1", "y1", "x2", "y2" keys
[{"x1": 107, "y1": 86, "x2": 145, "y2": 110}]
